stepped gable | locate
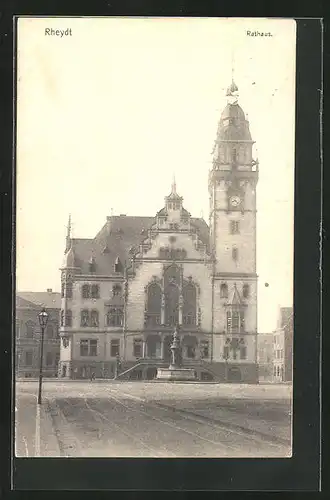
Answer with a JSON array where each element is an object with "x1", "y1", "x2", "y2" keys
[{"x1": 70, "y1": 212, "x2": 210, "y2": 275}]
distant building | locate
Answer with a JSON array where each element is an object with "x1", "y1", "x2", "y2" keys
[
  {"x1": 272, "y1": 307, "x2": 293, "y2": 382},
  {"x1": 257, "y1": 333, "x2": 273, "y2": 381},
  {"x1": 59, "y1": 81, "x2": 259, "y2": 383},
  {"x1": 16, "y1": 290, "x2": 61, "y2": 378}
]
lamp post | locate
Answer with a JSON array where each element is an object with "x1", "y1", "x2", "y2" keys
[{"x1": 37, "y1": 308, "x2": 48, "y2": 405}]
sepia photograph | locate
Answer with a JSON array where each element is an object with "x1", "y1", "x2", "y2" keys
[{"x1": 15, "y1": 17, "x2": 296, "y2": 459}]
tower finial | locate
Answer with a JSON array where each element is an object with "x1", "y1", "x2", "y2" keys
[{"x1": 172, "y1": 174, "x2": 177, "y2": 195}]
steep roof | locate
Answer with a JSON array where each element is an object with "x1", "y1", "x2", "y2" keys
[
  {"x1": 280, "y1": 307, "x2": 293, "y2": 329},
  {"x1": 16, "y1": 291, "x2": 61, "y2": 309},
  {"x1": 217, "y1": 103, "x2": 252, "y2": 141},
  {"x1": 70, "y1": 216, "x2": 155, "y2": 275},
  {"x1": 67, "y1": 214, "x2": 210, "y2": 275}
]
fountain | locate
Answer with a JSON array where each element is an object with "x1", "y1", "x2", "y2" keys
[{"x1": 156, "y1": 326, "x2": 196, "y2": 381}]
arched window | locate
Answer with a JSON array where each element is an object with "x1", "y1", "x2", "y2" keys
[
  {"x1": 91, "y1": 309, "x2": 99, "y2": 327},
  {"x1": 61, "y1": 282, "x2": 65, "y2": 298},
  {"x1": 91, "y1": 284, "x2": 100, "y2": 299},
  {"x1": 232, "y1": 147, "x2": 237, "y2": 164},
  {"x1": 146, "y1": 283, "x2": 161, "y2": 326},
  {"x1": 66, "y1": 282, "x2": 73, "y2": 298},
  {"x1": 60, "y1": 310, "x2": 64, "y2": 327},
  {"x1": 164, "y1": 263, "x2": 181, "y2": 286},
  {"x1": 165, "y1": 283, "x2": 179, "y2": 326},
  {"x1": 232, "y1": 247, "x2": 239, "y2": 261},
  {"x1": 226, "y1": 310, "x2": 244, "y2": 333},
  {"x1": 25, "y1": 321, "x2": 35, "y2": 338},
  {"x1": 239, "y1": 338, "x2": 247, "y2": 360},
  {"x1": 82, "y1": 284, "x2": 90, "y2": 299},
  {"x1": 46, "y1": 324, "x2": 54, "y2": 338},
  {"x1": 81, "y1": 309, "x2": 89, "y2": 327},
  {"x1": 107, "y1": 307, "x2": 123, "y2": 326},
  {"x1": 242, "y1": 284, "x2": 250, "y2": 298},
  {"x1": 65, "y1": 309, "x2": 72, "y2": 327},
  {"x1": 182, "y1": 283, "x2": 196, "y2": 325},
  {"x1": 220, "y1": 283, "x2": 228, "y2": 298}
]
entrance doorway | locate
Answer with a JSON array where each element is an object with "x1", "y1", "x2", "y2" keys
[{"x1": 228, "y1": 366, "x2": 242, "y2": 382}]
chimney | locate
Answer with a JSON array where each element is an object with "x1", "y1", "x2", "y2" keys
[{"x1": 47, "y1": 288, "x2": 52, "y2": 293}]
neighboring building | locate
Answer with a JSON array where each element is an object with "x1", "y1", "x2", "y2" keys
[
  {"x1": 16, "y1": 290, "x2": 61, "y2": 378},
  {"x1": 272, "y1": 307, "x2": 293, "y2": 382},
  {"x1": 257, "y1": 333, "x2": 274, "y2": 381},
  {"x1": 59, "y1": 81, "x2": 259, "y2": 383}
]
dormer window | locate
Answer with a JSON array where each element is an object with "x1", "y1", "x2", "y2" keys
[
  {"x1": 89, "y1": 257, "x2": 96, "y2": 273},
  {"x1": 114, "y1": 257, "x2": 122, "y2": 273}
]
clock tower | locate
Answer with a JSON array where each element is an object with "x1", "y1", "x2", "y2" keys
[
  {"x1": 209, "y1": 81, "x2": 259, "y2": 382},
  {"x1": 209, "y1": 80, "x2": 258, "y2": 275}
]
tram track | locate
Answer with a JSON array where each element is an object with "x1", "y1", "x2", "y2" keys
[{"x1": 111, "y1": 389, "x2": 290, "y2": 451}]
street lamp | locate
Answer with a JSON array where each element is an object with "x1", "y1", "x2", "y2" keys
[{"x1": 37, "y1": 308, "x2": 49, "y2": 405}]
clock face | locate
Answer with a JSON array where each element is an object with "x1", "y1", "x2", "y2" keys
[{"x1": 230, "y1": 196, "x2": 241, "y2": 207}]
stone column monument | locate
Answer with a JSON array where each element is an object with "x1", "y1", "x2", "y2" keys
[{"x1": 156, "y1": 326, "x2": 196, "y2": 381}]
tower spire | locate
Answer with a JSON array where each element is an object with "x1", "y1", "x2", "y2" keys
[
  {"x1": 231, "y1": 49, "x2": 235, "y2": 83},
  {"x1": 65, "y1": 214, "x2": 72, "y2": 253}
]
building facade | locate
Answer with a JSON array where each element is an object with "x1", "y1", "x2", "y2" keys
[
  {"x1": 272, "y1": 307, "x2": 293, "y2": 383},
  {"x1": 257, "y1": 333, "x2": 274, "y2": 381},
  {"x1": 59, "y1": 82, "x2": 259, "y2": 382},
  {"x1": 16, "y1": 290, "x2": 61, "y2": 378}
]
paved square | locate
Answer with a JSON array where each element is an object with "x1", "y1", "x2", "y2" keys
[{"x1": 15, "y1": 380, "x2": 292, "y2": 458}]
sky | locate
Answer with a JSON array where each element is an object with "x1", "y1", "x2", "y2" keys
[{"x1": 16, "y1": 17, "x2": 296, "y2": 333}]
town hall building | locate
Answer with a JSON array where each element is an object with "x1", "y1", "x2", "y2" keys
[{"x1": 58, "y1": 81, "x2": 259, "y2": 382}]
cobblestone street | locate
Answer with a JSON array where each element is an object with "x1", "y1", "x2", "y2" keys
[{"x1": 15, "y1": 380, "x2": 292, "y2": 458}]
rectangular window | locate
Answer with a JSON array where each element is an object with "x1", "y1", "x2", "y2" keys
[
  {"x1": 200, "y1": 341, "x2": 209, "y2": 359},
  {"x1": 232, "y1": 311, "x2": 240, "y2": 331},
  {"x1": 240, "y1": 346, "x2": 247, "y2": 360},
  {"x1": 223, "y1": 346, "x2": 229, "y2": 359},
  {"x1": 80, "y1": 339, "x2": 89, "y2": 356},
  {"x1": 65, "y1": 310, "x2": 72, "y2": 327},
  {"x1": 133, "y1": 339, "x2": 142, "y2": 358},
  {"x1": 26, "y1": 322, "x2": 35, "y2": 338},
  {"x1": 66, "y1": 282, "x2": 73, "y2": 298},
  {"x1": 183, "y1": 313, "x2": 196, "y2": 325},
  {"x1": 91, "y1": 310, "x2": 99, "y2": 327},
  {"x1": 46, "y1": 324, "x2": 54, "y2": 338},
  {"x1": 230, "y1": 220, "x2": 240, "y2": 234},
  {"x1": 111, "y1": 339, "x2": 120, "y2": 357},
  {"x1": 46, "y1": 352, "x2": 53, "y2": 366},
  {"x1": 90, "y1": 339, "x2": 98, "y2": 356},
  {"x1": 81, "y1": 310, "x2": 90, "y2": 327},
  {"x1": 25, "y1": 351, "x2": 33, "y2": 366},
  {"x1": 80, "y1": 339, "x2": 98, "y2": 356},
  {"x1": 240, "y1": 310, "x2": 245, "y2": 331}
]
